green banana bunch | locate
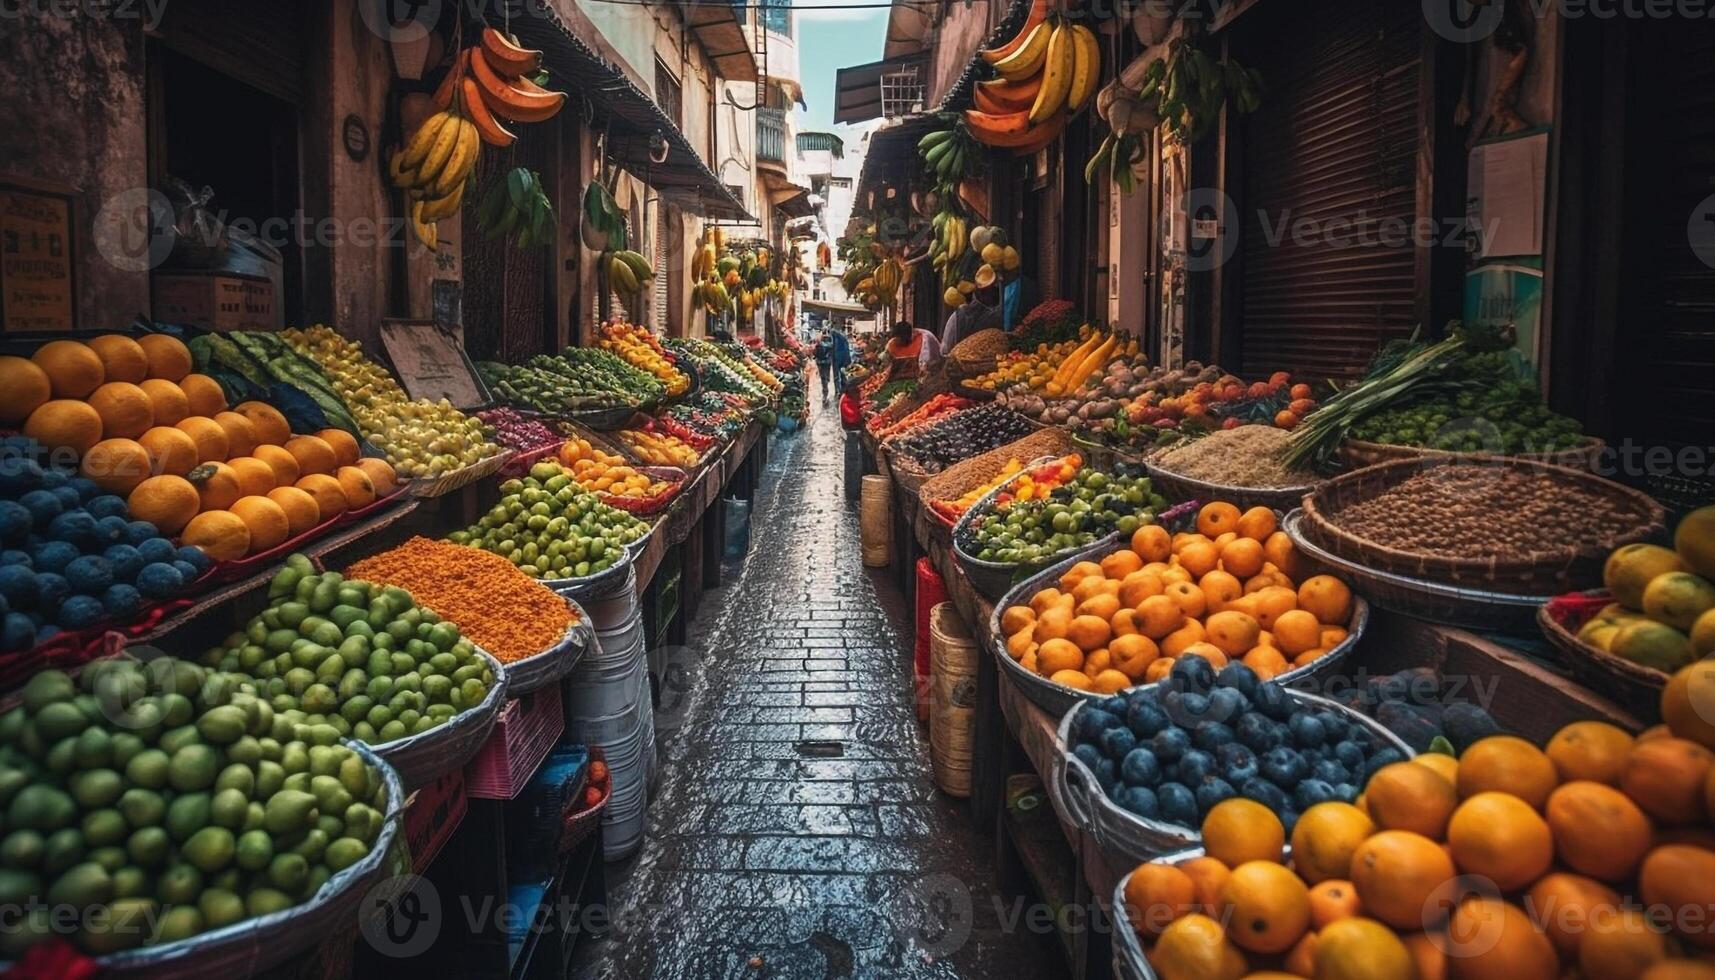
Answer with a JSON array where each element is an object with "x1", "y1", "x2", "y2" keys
[
  {"x1": 918, "y1": 123, "x2": 979, "y2": 193},
  {"x1": 1149, "y1": 38, "x2": 1262, "y2": 146},
  {"x1": 1085, "y1": 132, "x2": 1149, "y2": 195},
  {"x1": 478, "y1": 168, "x2": 556, "y2": 248}
]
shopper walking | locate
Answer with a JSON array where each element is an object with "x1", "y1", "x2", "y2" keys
[
  {"x1": 814, "y1": 332, "x2": 835, "y2": 403},
  {"x1": 831, "y1": 328, "x2": 852, "y2": 393}
]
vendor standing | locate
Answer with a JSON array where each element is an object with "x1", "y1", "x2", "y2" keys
[
  {"x1": 939, "y1": 282, "x2": 1002, "y2": 352},
  {"x1": 885, "y1": 319, "x2": 942, "y2": 380}
]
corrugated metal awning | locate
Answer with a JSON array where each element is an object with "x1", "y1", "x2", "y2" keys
[
  {"x1": 677, "y1": 0, "x2": 758, "y2": 84},
  {"x1": 509, "y1": 7, "x2": 753, "y2": 221},
  {"x1": 851, "y1": 113, "x2": 943, "y2": 213}
]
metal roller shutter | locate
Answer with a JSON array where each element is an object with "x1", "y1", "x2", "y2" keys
[{"x1": 1233, "y1": 0, "x2": 1422, "y2": 379}]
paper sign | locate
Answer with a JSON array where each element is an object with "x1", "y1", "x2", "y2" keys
[
  {"x1": 378, "y1": 319, "x2": 490, "y2": 409},
  {"x1": 1467, "y1": 131, "x2": 1548, "y2": 260},
  {"x1": 1, "y1": 187, "x2": 75, "y2": 332}
]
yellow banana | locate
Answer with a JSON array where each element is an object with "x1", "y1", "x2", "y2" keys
[
  {"x1": 610, "y1": 255, "x2": 639, "y2": 293},
  {"x1": 1030, "y1": 21, "x2": 1075, "y2": 124},
  {"x1": 401, "y1": 111, "x2": 451, "y2": 171},
  {"x1": 419, "y1": 181, "x2": 465, "y2": 221},
  {"x1": 993, "y1": 19, "x2": 1050, "y2": 81},
  {"x1": 430, "y1": 119, "x2": 478, "y2": 198},
  {"x1": 416, "y1": 112, "x2": 462, "y2": 187},
  {"x1": 409, "y1": 200, "x2": 438, "y2": 252},
  {"x1": 1067, "y1": 24, "x2": 1100, "y2": 113}
]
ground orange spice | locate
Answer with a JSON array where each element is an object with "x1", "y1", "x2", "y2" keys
[{"x1": 347, "y1": 536, "x2": 577, "y2": 663}]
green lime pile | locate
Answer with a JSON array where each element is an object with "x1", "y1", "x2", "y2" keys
[
  {"x1": 0, "y1": 658, "x2": 390, "y2": 956},
  {"x1": 199, "y1": 554, "x2": 495, "y2": 745},
  {"x1": 446, "y1": 461, "x2": 647, "y2": 580},
  {"x1": 1347, "y1": 350, "x2": 1587, "y2": 454},
  {"x1": 960, "y1": 466, "x2": 1167, "y2": 565}
]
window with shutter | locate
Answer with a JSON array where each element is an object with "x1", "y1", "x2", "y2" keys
[{"x1": 1231, "y1": 0, "x2": 1422, "y2": 379}]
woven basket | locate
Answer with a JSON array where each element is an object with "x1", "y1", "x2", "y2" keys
[
  {"x1": 918, "y1": 428, "x2": 1074, "y2": 527},
  {"x1": 1337, "y1": 435, "x2": 1608, "y2": 473},
  {"x1": 861, "y1": 474, "x2": 893, "y2": 568},
  {"x1": 1300, "y1": 457, "x2": 1665, "y2": 595},
  {"x1": 409, "y1": 450, "x2": 513, "y2": 498},
  {"x1": 503, "y1": 598, "x2": 595, "y2": 696},
  {"x1": 929, "y1": 602, "x2": 978, "y2": 798},
  {"x1": 949, "y1": 328, "x2": 1009, "y2": 379},
  {"x1": 887, "y1": 452, "x2": 932, "y2": 497},
  {"x1": 1538, "y1": 595, "x2": 1669, "y2": 719},
  {"x1": 1145, "y1": 460, "x2": 1318, "y2": 513},
  {"x1": 372, "y1": 649, "x2": 509, "y2": 789},
  {"x1": 56, "y1": 742, "x2": 404, "y2": 979}
]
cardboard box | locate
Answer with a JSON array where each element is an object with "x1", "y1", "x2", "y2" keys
[{"x1": 152, "y1": 271, "x2": 276, "y2": 331}]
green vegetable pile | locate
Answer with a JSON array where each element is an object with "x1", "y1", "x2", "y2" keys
[
  {"x1": 1348, "y1": 351, "x2": 1586, "y2": 454},
  {"x1": 447, "y1": 461, "x2": 647, "y2": 580},
  {"x1": 200, "y1": 554, "x2": 495, "y2": 744},
  {"x1": 189, "y1": 332, "x2": 361, "y2": 436},
  {"x1": 478, "y1": 349, "x2": 664, "y2": 415},
  {"x1": 665, "y1": 339, "x2": 772, "y2": 405},
  {"x1": 0, "y1": 657, "x2": 391, "y2": 956},
  {"x1": 959, "y1": 465, "x2": 1167, "y2": 565}
]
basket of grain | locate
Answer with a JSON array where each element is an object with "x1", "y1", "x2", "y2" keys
[
  {"x1": 1299, "y1": 457, "x2": 1666, "y2": 595},
  {"x1": 948, "y1": 327, "x2": 1010, "y2": 380},
  {"x1": 1147, "y1": 426, "x2": 1322, "y2": 512},
  {"x1": 917, "y1": 427, "x2": 1074, "y2": 528},
  {"x1": 1336, "y1": 435, "x2": 1609, "y2": 474}
]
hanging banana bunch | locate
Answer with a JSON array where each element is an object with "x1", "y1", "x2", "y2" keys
[
  {"x1": 476, "y1": 168, "x2": 556, "y2": 246},
  {"x1": 1084, "y1": 131, "x2": 1151, "y2": 195}
]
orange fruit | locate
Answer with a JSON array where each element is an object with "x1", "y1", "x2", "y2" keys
[
  {"x1": 1640, "y1": 846, "x2": 1715, "y2": 949},
  {"x1": 1283, "y1": 931, "x2": 1317, "y2": 976},
  {"x1": 1111, "y1": 608, "x2": 1143, "y2": 637},
  {"x1": 1444, "y1": 896, "x2": 1558, "y2": 980},
  {"x1": 1197, "y1": 501, "x2": 1241, "y2": 538},
  {"x1": 128, "y1": 475, "x2": 200, "y2": 534},
  {"x1": 1263, "y1": 531, "x2": 1304, "y2": 581},
  {"x1": 178, "y1": 373, "x2": 227, "y2": 417},
  {"x1": 1249, "y1": 586, "x2": 1299, "y2": 629},
  {"x1": 1071, "y1": 575, "x2": 1118, "y2": 605},
  {"x1": 0, "y1": 356, "x2": 52, "y2": 426},
  {"x1": 1123, "y1": 864, "x2": 1198, "y2": 937},
  {"x1": 1662, "y1": 661, "x2": 1715, "y2": 750},
  {"x1": 137, "y1": 334, "x2": 192, "y2": 381},
  {"x1": 181, "y1": 509, "x2": 250, "y2": 562},
  {"x1": 286, "y1": 435, "x2": 338, "y2": 477},
  {"x1": 1457, "y1": 736, "x2": 1560, "y2": 809},
  {"x1": 1526, "y1": 871, "x2": 1622, "y2": 958},
  {"x1": 1220, "y1": 537, "x2": 1266, "y2": 579},
  {"x1": 1365, "y1": 761, "x2": 1458, "y2": 840},
  {"x1": 1089, "y1": 668, "x2": 1131, "y2": 694},
  {"x1": 1033, "y1": 605, "x2": 1073, "y2": 643},
  {"x1": 1298, "y1": 575, "x2": 1354, "y2": 625},
  {"x1": 295, "y1": 473, "x2": 349, "y2": 520},
  {"x1": 79, "y1": 438, "x2": 151, "y2": 495},
  {"x1": 1349, "y1": 830, "x2": 1458, "y2": 930},
  {"x1": 1242, "y1": 647, "x2": 1288, "y2": 680},
  {"x1": 175, "y1": 416, "x2": 230, "y2": 464},
  {"x1": 229, "y1": 496, "x2": 290, "y2": 553},
  {"x1": 1199, "y1": 570, "x2": 1243, "y2": 614},
  {"x1": 188, "y1": 462, "x2": 242, "y2": 513},
  {"x1": 1235, "y1": 506, "x2": 1277, "y2": 541},
  {"x1": 316, "y1": 428, "x2": 361, "y2": 468},
  {"x1": 226, "y1": 456, "x2": 279, "y2": 497},
  {"x1": 1005, "y1": 630, "x2": 1035, "y2": 661},
  {"x1": 1292, "y1": 802, "x2": 1375, "y2": 885},
  {"x1": 1084, "y1": 647, "x2": 1113, "y2": 673},
  {"x1": 1545, "y1": 781, "x2": 1653, "y2": 882},
  {"x1": 1137, "y1": 595, "x2": 1185, "y2": 640},
  {"x1": 1048, "y1": 669, "x2": 1092, "y2": 691},
  {"x1": 1001, "y1": 605, "x2": 1036, "y2": 635},
  {"x1": 1120, "y1": 569, "x2": 1166, "y2": 607},
  {"x1": 1642, "y1": 961, "x2": 1715, "y2": 980},
  {"x1": 1205, "y1": 610, "x2": 1261, "y2": 657},
  {"x1": 31, "y1": 340, "x2": 105, "y2": 399},
  {"x1": 1076, "y1": 592, "x2": 1122, "y2": 622},
  {"x1": 85, "y1": 335, "x2": 149, "y2": 384},
  {"x1": 1029, "y1": 588, "x2": 1066, "y2": 615},
  {"x1": 85, "y1": 382, "x2": 152, "y2": 441},
  {"x1": 1177, "y1": 540, "x2": 1220, "y2": 579},
  {"x1": 1315, "y1": 918, "x2": 1416, "y2": 980},
  {"x1": 1179, "y1": 856, "x2": 1231, "y2": 915},
  {"x1": 1621, "y1": 737, "x2": 1714, "y2": 824},
  {"x1": 1165, "y1": 580, "x2": 1207, "y2": 619},
  {"x1": 1272, "y1": 610, "x2": 1322, "y2": 656},
  {"x1": 1179, "y1": 643, "x2": 1230, "y2": 670},
  {"x1": 23, "y1": 400, "x2": 103, "y2": 457},
  {"x1": 230, "y1": 401, "x2": 291, "y2": 446},
  {"x1": 1067, "y1": 614, "x2": 1112, "y2": 652},
  {"x1": 139, "y1": 379, "x2": 190, "y2": 428},
  {"x1": 252, "y1": 445, "x2": 302, "y2": 488},
  {"x1": 1319, "y1": 626, "x2": 1349, "y2": 649},
  {"x1": 1203, "y1": 798, "x2": 1285, "y2": 867},
  {"x1": 1152, "y1": 913, "x2": 1246, "y2": 980},
  {"x1": 1132, "y1": 524, "x2": 1172, "y2": 562},
  {"x1": 1144, "y1": 658, "x2": 1175, "y2": 683},
  {"x1": 1446, "y1": 791, "x2": 1554, "y2": 893},
  {"x1": 1101, "y1": 549, "x2": 1144, "y2": 580},
  {"x1": 1220, "y1": 860, "x2": 1310, "y2": 954},
  {"x1": 1160, "y1": 619, "x2": 1207, "y2": 658},
  {"x1": 1035, "y1": 639, "x2": 1084, "y2": 675},
  {"x1": 266, "y1": 486, "x2": 321, "y2": 535},
  {"x1": 1109, "y1": 634, "x2": 1160, "y2": 681},
  {"x1": 1308, "y1": 879, "x2": 1362, "y2": 929},
  {"x1": 1413, "y1": 753, "x2": 1459, "y2": 785},
  {"x1": 1059, "y1": 560, "x2": 1104, "y2": 592},
  {"x1": 355, "y1": 457, "x2": 398, "y2": 496},
  {"x1": 137, "y1": 426, "x2": 199, "y2": 477},
  {"x1": 212, "y1": 411, "x2": 258, "y2": 458},
  {"x1": 1580, "y1": 906, "x2": 1669, "y2": 980},
  {"x1": 1402, "y1": 931, "x2": 1448, "y2": 980},
  {"x1": 1292, "y1": 647, "x2": 1329, "y2": 668}
]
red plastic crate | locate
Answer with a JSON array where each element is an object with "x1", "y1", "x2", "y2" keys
[
  {"x1": 466, "y1": 685, "x2": 564, "y2": 799},
  {"x1": 405, "y1": 766, "x2": 467, "y2": 872}
]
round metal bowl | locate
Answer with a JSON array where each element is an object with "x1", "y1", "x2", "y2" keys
[
  {"x1": 1053, "y1": 692, "x2": 1412, "y2": 868},
  {"x1": 950, "y1": 456, "x2": 1123, "y2": 602},
  {"x1": 987, "y1": 542, "x2": 1370, "y2": 720}
]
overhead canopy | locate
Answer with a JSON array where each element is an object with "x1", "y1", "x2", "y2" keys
[
  {"x1": 833, "y1": 53, "x2": 929, "y2": 124},
  {"x1": 851, "y1": 113, "x2": 943, "y2": 214},
  {"x1": 510, "y1": 7, "x2": 753, "y2": 221},
  {"x1": 777, "y1": 190, "x2": 817, "y2": 219},
  {"x1": 676, "y1": 0, "x2": 758, "y2": 83}
]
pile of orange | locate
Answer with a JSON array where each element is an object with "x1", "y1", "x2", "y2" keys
[
  {"x1": 557, "y1": 437, "x2": 673, "y2": 498},
  {"x1": 1120, "y1": 697, "x2": 1715, "y2": 980},
  {"x1": 1, "y1": 334, "x2": 398, "y2": 562},
  {"x1": 998, "y1": 501, "x2": 1354, "y2": 694}
]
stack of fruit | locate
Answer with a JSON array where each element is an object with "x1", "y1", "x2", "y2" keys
[
  {"x1": 201, "y1": 554, "x2": 495, "y2": 743},
  {"x1": 556, "y1": 436, "x2": 677, "y2": 499},
  {"x1": 663, "y1": 394, "x2": 743, "y2": 446},
  {"x1": 448, "y1": 462, "x2": 647, "y2": 580},
  {"x1": 928, "y1": 458, "x2": 1027, "y2": 525},
  {"x1": 473, "y1": 407, "x2": 561, "y2": 456},
  {"x1": 1579, "y1": 507, "x2": 1715, "y2": 671},
  {"x1": 888, "y1": 405, "x2": 1039, "y2": 474},
  {"x1": 1120, "y1": 691, "x2": 1715, "y2": 980},
  {"x1": 964, "y1": 7, "x2": 1100, "y2": 155},
  {"x1": 596, "y1": 321, "x2": 689, "y2": 396},
  {"x1": 871, "y1": 393, "x2": 973, "y2": 441},
  {"x1": 959, "y1": 462, "x2": 1166, "y2": 571},
  {"x1": 1069, "y1": 660, "x2": 1403, "y2": 827},
  {"x1": 603, "y1": 251, "x2": 657, "y2": 314},
  {"x1": 283, "y1": 326, "x2": 497, "y2": 480},
  {"x1": 0, "y1": 438, "x2": 210, "y2": 648},
  {"x1": 665, "y1": 339, "x2": 772, "y2": 405},
  {"x1": 965, "y1": 336, "x2": 1086, "y2": 393},
  {"x1": 998, "y1": 503, "x2": 1356, "y2": 692},
  {"x1": 615, "y1": 425, "x2": 703, "y2": 469},
  {"x1": 189, "y1": 331, "x2": 362, "y2": 437},
  {"x1": 0, "y1": 658, "x2": 393, "y2": 956},
  {"x1": 719, "y1": 341, "x2": 785, "y2": 394}
]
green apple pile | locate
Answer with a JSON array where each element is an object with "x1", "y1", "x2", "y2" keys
[
  {"x1": 198, "y1": 554, "x2": 496, "y2": 745},
  {"x1": 446, "y1": 461, "x2": 647, "y2": 580},
  {"x1": 0, "y1": 658, "x2": 391, "y2": 957}
]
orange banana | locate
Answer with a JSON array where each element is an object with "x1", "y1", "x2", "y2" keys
[
  {"x1": 981, "y1": 0, "x2": 1050, "y2": 64},
  {"x1": 1011, "y1": 112, "x2": 1066, "y2": 155},
  {"x1": 963, "y1": 108, "x2": 1031, "y2": 145},
  {"x1": 432, "y1": 50, "x2": 466, "y2": 112},
  {"x1": 975, "y1": 76, "x2": 1041, "y2": 113},
  {"x1": 468, "y1": 43, "x2": 566, "y2": 123},
  {"x1": 479, "y1": 26, "x2": 542, "y2": 78},
  {"x1": 460, "y1": 77, "x2": 516, "y2": 147}
]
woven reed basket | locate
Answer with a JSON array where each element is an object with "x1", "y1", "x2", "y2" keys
[
  {"x1": 860, "y1": 474, "x2": 893, "y2": 567},
  {"x1": 1337, "y1": 435, "x2": 1608, "y2": 473},
  {"x1": 1538, "y1": 598, "x2": 1669, "y2": 719},
  {"x1": 917, "y1": 427, "x2": 1074, "y2": 526},
  {"x1": 1300, "y1": 457, "x2": 1666, "y2": 595},
  {"x1": 929, "y1": 603, "x2": 977, "y2": 798},
  {"x1": 948, "y1": 328, "x2": 1010, "y2": 380}
]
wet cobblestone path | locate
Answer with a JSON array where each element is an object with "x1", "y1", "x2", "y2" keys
[{"x1": 573, "y1": 405, "x2": 1062, "y2": 979}]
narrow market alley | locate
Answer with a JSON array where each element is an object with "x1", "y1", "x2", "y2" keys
[{"x1": 573, "y1": 403, "x2": 1061, "y2": 979}]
